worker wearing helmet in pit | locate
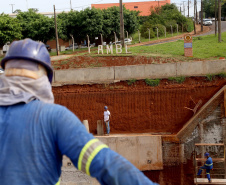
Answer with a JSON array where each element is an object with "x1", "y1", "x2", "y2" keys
[
  {"x1": 197, "y1": 152, "x2": 213, "y2": 183},
  {"x1": 0, "y1": 38, "x2": 158, "y2": 185}
]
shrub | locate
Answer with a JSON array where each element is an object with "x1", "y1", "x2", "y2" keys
[
  {"x1": 127, "y1": 79, "x2": 136, "y2": 85},
  {"x1": 206, "y1": 74, "x2": 215, "y2": 81},
  {"x1": 217, "y1": 72, "x2": 226, "y2": 78},
  {"x1": 145, "y1": 78, "x2": 160, "y2": 86},
  {"x1": 168, "y1": 76, "x2": 186, "y2": 83},
  {"x1": 153, "y1": 24, "x2": 165, "y2": 37}
]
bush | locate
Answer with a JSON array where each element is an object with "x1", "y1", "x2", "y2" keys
[
  {"x1": 184, "y1": 18, "x2": 194, "y2": 32},
  {"x1": 206, "y1": 74, "x2": 215, "y2": 81},
  {"x1": 217, "y1": 72, "x2": 226, "y2": 78},
  {"x1": 127, "y1": 79, "x2": 136, "y2": 85},
  {"x1": 168, "y1": 76, "x2": 186, "y2": 83},
  {"x1": 153, "y1": 24, "x2": 165, "y2": 37},
  {"x1": 145, "y1": 78, "x2": 160, "y2": 86},
  {"x1": 140, "y1": 21, "x2": 155, "y2": 39}
]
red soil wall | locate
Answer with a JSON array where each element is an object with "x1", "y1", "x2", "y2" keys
[{"x1": 52, "y1": 77, "x2": 226, "y2": 134}]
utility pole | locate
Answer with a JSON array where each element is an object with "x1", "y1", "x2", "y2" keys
[
  {"x1": 53, "y1": 5, "x2": 60, "y2": 55},
  {"x1": 194, "y1": 0, "x2": 196, "y2": 34},
  {"x1": 215, "y1": 0, "x2": 218, "y2": 36},
  {"x1": 188, "y1": 0, "x2": 189, "y2": 17},
  {"x1": 70, "y1": 0, "x2": 72, "y2": 11},
  {"x1": 119, "y1": 0, "x2": 125, "y2": 47},
  {"x1": 182, "y1": 1, "x2": 186, "y2": 16},
  {"x1": 201, "y1": 0, "x2": 203, "y2": 32},
  {"x1": 196, "y1": 1, "x2": 198, "y2": 23},
  {"x1": 218, "y1": 0, "x2": 221, "y2": 42},
  {"x1": 9, "y1": 4, "x2": 15, "y2": 13}
]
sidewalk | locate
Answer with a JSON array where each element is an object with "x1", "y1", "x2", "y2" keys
[{"x1": 128, "y1": 24, "x2": 210, "y2": 47}]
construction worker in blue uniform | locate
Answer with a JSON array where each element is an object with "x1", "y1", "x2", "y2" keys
[
  {"x1": 0, "y1": 38, "x2": 158, "y2": 185},
  {"x1": 197, "y1": 152, "x2": 213, "y2": 183}
]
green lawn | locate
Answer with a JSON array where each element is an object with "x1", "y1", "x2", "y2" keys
[
  {"x1": 129, "y1": 32, "x2": 226, "y2": 59},
  {"x1": 131, "y1": 31, "x2": 183, "y2": 44}
]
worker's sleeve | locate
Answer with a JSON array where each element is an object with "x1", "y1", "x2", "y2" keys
[{"x1": 54, "y1": 106, "x2": 158, "y2": 185}]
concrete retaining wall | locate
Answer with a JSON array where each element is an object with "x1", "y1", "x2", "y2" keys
[{"x1": 53, "y1": 60, "x2": 226, "y2": 84}]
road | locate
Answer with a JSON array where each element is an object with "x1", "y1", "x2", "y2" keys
[{"x1": 194, "y1": 21, "x2": 226, "y2": 36}]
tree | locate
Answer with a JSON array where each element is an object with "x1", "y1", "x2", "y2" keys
[
  {"x1": 13, "y1": 9, "x2": 22, "y2": 13},
  {"x1": 0, "y1": 14, "x2": 22, "y2": 49},
  {"x1": 140, "y1": 3, "x2": 191, "y2": 37},
  {"x1": 203, "y1": 0, "x2": 216, "y2": 17},
  {"x1": 16, "y1": 9, "x2": 55, "y2": 43}
]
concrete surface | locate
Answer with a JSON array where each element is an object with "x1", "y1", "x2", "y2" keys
[
  {"x1": 60, "y1": 135, "x2": 163, "y2": 184},
  {"x1": 53, "y1": 60, "x2": 226, "y2": 85},
  {"x1": 96, "y1": 135, "x2": 163, "y2": 170}
]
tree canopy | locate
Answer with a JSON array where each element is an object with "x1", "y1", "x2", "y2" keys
[
  {"x1": 0, "y1": 14, "x2": 22, "y2": 48},
  {"x1": 57, "y1": 7, "x2": 140, "y2": 42},
  {"x1": 140, "y1": 4, "x2": 193, "y2": 38},
  {"x1": 16, "y1": 9, "x2": 55, "y2": 43}
]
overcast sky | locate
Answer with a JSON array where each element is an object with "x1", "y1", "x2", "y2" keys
[{"x1": 2, "y1": 0, "x2": 200, "y2": 17}]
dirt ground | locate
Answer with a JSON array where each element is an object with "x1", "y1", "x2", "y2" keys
[
  {"x1": 51, "y1": 55, "x2": 204, "y2": 70},
  {"x1": 53, "y1": 76, "x2": 226, "y2": 134}
]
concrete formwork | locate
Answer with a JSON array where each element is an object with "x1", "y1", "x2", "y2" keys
[{"x1": 53, "y1": 60, "x2": 226, "y2": 85}]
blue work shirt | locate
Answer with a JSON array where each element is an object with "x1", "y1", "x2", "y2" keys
[
  {"x1": 205, "y1": 157, "x2": 213, "y2": 170},
  {"x1": 0, "y1": 100, "x2": 158, "y2": 185}
]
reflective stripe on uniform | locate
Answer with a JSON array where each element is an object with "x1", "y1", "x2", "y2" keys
[
  {"x1": 78, "y1": 138, "x2": 108, "y2": 176},
  {"x1": 206, "y1": 173, "x2": 210, "y2": 174},
  {"x1": 55, "y1": 179, "x2": 60, "y2": 185},
  {"x1": 205, "y1": 163, "x2": 213, "y2": 166}
]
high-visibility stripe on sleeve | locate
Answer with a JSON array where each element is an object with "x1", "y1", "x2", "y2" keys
[
  {"x1": 85, "y1": 144, "x2": 108, "y2": 176},
  {"x1": 55, "y1": 179, "x2": 60, "y2": 185},
  {"x1": 78, "y1": 138, "x2": 108, "y2": 175},
  {"x1": 205, "y1": 163, "x2": 213, "y2": 166},
  {"x1": 206, "y1": 173, "x2": 210, "y2": 174}
]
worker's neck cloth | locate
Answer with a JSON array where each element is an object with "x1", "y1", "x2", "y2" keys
[{"x1": 0, "y1": 74, "x2": 54, "y2": 105}]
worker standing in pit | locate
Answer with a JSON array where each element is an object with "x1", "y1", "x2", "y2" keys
[
  {"x1": 197, "y1": 152, "x2": 213, "y2": 183},
  {"x1": 0, "y1": 39, "x2": 158, "y2": 185}
]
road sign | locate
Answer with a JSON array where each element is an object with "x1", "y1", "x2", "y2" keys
[{"x1": 184, "y1": 34, "x2": 193, "y2": 57}]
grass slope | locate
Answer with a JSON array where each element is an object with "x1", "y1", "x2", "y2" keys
[{"x1": 129, "y1": 32, "x2": 226, "y2": 59}]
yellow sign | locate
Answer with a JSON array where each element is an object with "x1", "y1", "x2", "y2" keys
[{"x1": 184, "y1": 34, "x2": 192, "y2": 42}]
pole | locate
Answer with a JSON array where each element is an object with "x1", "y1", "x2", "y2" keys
[
  {"x1": 114, "y1": 32, "x2": 116, "y2": 43},
  {"x1": 70, "y1": 34, "x2": 74, "y2": 51},
  {"x1": 196, "y1": 0, "x2": 198, "y2": 23},
  {"x1": 87, "y1": 35, "x2": 90, "y2": 53},
  {"x1": 126, "y1": 31, "x2": 128, "y2": 39},
  {"x1": 148, "y1": 28, "x2": 150, "y2": 41},
  {"x1": 183, "y1": 1, "x2": 186, "y2": 16},
  {"x1": 164, "y1": 26, "x2": 166, "y2": 37},
  {"x1": 54, "y1": 5, "x2": 60, "y2": 56},
  {"x1": 188, "y1": 0, "x2": 189, "y2": 17},
  {"x1": 70, "y1": 0, "x2": 72, "y2": 10},
  {"x1": 100, "y1": 33, "x2": 103, "y2": 46},
  {"x1": 9, "y1": 4, "x2": 15, "y2": 13},
  {"x1": 218, "y1": 0, "x2": 221, "y2": 42},
  {"x1": 215, "y1": 0, "x2": 217, "y2": 36},
  {"x1": 119, "y1": 0, "x2": 125, "y2": 47},
  {"x1": 194, "y1": 0, "x2": 196, "y2": 34},
  {"x1": 170, "y1": 25, "x2": 173, "y2": 37},
  {"x1": 156, "y1": 27, "x2": 158, "y2": 39},
  {"x1": 201, "y1": 0, "x2": 203, "y2": 32},
  {"x1": 138, "y1": 30, "x2": 140, "y2": 43}
]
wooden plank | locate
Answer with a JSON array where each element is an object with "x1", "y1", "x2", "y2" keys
[
  {"x1": 194, "y1": 178, "x2": 226, "y2": 184},
  {"x1": 196, "y1": 158, "x2": 224, "y2": 162},
  {"x1": 177, "y1": 86, "x2": 226, "y2": 142},
  {"x1": 195, "y1": 143, "x2": 224, "y2": 146}
]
